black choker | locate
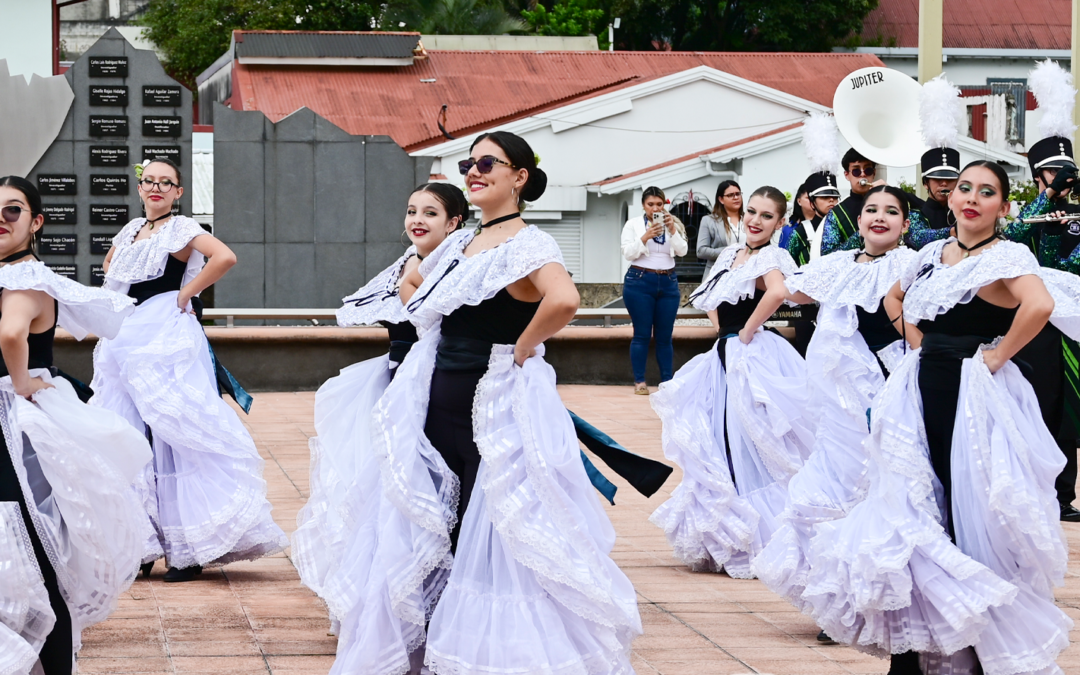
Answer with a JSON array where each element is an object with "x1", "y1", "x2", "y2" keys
[
  {"x1": 746, "y1": 241, "x2": 771, "y2": 253},
  {"x1": 859, "y1": 249, "x2": 889, "y2": 260},
  {"x1": 146, "y1": 212, "x2": 172, "y2": 229},
  {"x1": 956, "y1": 232, "x2": 1000, "y2": 259},
  {"x1": 480, "y1": 213, "x2": 519, "y2": 229},
  {"x1": 0, "y1": 249, "x2": 34, "y2": 264}
]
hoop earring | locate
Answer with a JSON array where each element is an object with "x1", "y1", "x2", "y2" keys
[
  {"x1": 401, "y1": 229, "x2": 410, "y2": 247},
  {"x1": 511, "y1": 187, "x2": 516, "y2": 199}
]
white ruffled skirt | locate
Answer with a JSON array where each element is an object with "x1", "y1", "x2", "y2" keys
[
  {"x1": 649, "y1": 330, "x2": 814, "y2": 578},
  {"x1": 0, "y1": 370, "x2": 154, "y2": 666},
  {"x1": 752, "y1": 312, "x2": 886, "y2": 608},
  {"x1": 91, "y1": 291, "x2": 287, "y2": 569},
  {"x1": 330, "y1": 330, "x2": 642, "y2": 675},
  {"x1": 293, "y1": 354, "x2": 392, "y2": 627},
  {"x1": 802, "y1": 348, "x2": 1072, "y2": 675}
]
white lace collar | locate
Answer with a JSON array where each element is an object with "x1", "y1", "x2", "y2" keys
[
  {"x1": 336, "y1": 247, "x2": 416, "y2": 327},
  {"x1": 689, "y1": 243, "x2": 797, "y2": 311},
  {"x1": 406, "y1": 225, "x2": 564, "y2": 331},
  {"x1": 104, "y1": 215, "x2": 207, "y2": 288},
  {"x1": 786, "y1": 247, "x2": 916, "y2": 312},
  {"x1": 0, "y1": 260, "x2": 134, "y2": 340},
  {"x1": 900, "y1": 238, "x2": 1041, "y2": 323}
]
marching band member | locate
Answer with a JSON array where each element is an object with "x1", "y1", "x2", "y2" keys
[
  {"x1": 820, "y1": 148, "x2": 884, "y2": 254},
  {"x1": 904, "y1": 76, "x2": 962, "y2": 250},
  {"x1": 781, "y1": 112, "x2": 842, "y2": 266},
  {"x1": 651, "y1": 186, "x2": 814, "y2": 578},
  {"x1": 803, "y1": 160, "x2": 1080, "y2": 675}
]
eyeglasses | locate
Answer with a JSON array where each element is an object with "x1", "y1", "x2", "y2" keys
[
  {"x1": 137, "y1": 178, "x2": 178, "y2": 192},
  {"x1": 723, "y1": 191, "x2": 742, "y2": 198},
  {"x1": 458, "y1": 156, "x2": 516, "y2": 176},
  {"x1": 0, "y1": 206, "x2": 29, "y2": 224},
  {"x1": 849, "y1": 166, "x2": 876, "y2": 178}
]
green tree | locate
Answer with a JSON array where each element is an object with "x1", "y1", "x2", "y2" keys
[
  {"x1": 608, "y1": 0, "x2": 878, "y2": 52},
  {"x1": 522, "y1": 0, "x2": 606, "y2": 41},
  {"x1": 386, "y1": 0, "x2": 526, "y2": 34},
  {"x1": 141, "y1": 0, "x2": 378, "y2": 90}
]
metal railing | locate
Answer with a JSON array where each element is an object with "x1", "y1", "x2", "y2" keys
[{"x1": 203, "y1": 307, "x2": 710, "y2": 328}]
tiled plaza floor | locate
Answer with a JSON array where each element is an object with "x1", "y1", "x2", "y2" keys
[{"x1": 76, "y1": 386, "x2": 1080, "y2": 675}]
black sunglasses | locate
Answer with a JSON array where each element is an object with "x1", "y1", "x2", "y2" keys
[
  {"x1": 849, "y1": 166, "x2": 876, "y2": 178},
  {"x1": 0, "y1": 205, "x2": 28, "y2": 224},
  {"x1": 458, "y1": 156, "x2": 516, "y2": 175}
]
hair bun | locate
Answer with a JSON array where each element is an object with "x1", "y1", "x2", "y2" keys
[{"x1": 522, "y1": 166, "x2": 547, "y2": 202}]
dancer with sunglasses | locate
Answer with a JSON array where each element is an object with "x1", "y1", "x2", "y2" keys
[
  {"x1": 91, "y1": 158, "x2": 287, "y2": 583},
  {"x1": 0, "y1": 176, "x2": 155, "y2": 675},
  {"x1": 752, "y1": 186, "x2": 916, "y2": 639},
  {"x1": 820, "y1": 149, "x2": 885, "y2": 255},
  {"x1": 802, "y1": 161, "x2": 1080, "y2": 675},
  {"x1": 327, "y1": 131, "x2": 640, "y2": 675},
  {"x1": 292, "y1": 182, "x2": 468, "y2": 633},
  {"x1": 650, "y1": 186, "x2": 815, "y2": 578}
]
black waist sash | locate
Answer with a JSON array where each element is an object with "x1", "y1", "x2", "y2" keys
[
  {"x1": 435, "y1": 335, "x2": 494, "y2": 372},
  {"x1": 389, "y1": 341, "x2": 415, "y2": 365},
  {"x1": 920, "y1": 333, "x2": 1033, "y2": 380}
]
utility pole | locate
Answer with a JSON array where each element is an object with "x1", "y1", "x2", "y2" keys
[{"x1": 916, "y1": 0, "x2": 943, "y2": 194}]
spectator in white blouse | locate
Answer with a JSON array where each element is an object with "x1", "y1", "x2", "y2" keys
[{"x1": 620, "y1": 186, "x2": 688, "y2": 395}]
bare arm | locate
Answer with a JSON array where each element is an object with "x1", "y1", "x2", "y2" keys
[
  {"x1": 0, "y1": 290, "x2": 53, "y2": 399},
  {"x1": 398, "y1": 265, "x2": 424, "y2": 305},
  {"x1": 982, "y1": 275, "x2": 1054, "y2": 373},
  {"x1": 884, "y1": 281, "x2": 922, "y2": 349},
  {"x1": 177, "y1": 234, "x2": 237, "y2": 311},
  {"x1": 738, "y1": 269, "x2": 787, "y2": 344},
  {"x1": 102, "y1": 246, "x2": 116, "y2": 273},
  {"x1": 514, "y1": 262, "x2": 580, "y2": 365}
]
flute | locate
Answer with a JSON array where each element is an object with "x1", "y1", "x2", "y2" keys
[{"x1": 1019, "y1": 213, "x2": 1080, "y2": 223}]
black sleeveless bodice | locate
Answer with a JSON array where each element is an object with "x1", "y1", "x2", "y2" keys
[
  {"x1": 917, "y1": 295, "x2": 1018, "y2": 342},
  {"x1": 436, "y1": 289, "x2": 541, "y2": 371},
  {"x1": 380, "y1": 320, "x2": 419, "y2": 364},
  {"x1": 716, "y1": 288, "x2": 765, "y2": 337},
  {"x1": 856, "y1": 304, "x2": 897, "y2": 352},
  {"x1": 128, "y1": 254, "x2": 186, "y2": 305},
  {"x1": 0, "y1": 300, "x2": 57, "y2": 372}
]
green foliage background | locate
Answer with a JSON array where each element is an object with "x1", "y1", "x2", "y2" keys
[{"x1": 142, "y1": 0, "x2": 880, "y2": 92}]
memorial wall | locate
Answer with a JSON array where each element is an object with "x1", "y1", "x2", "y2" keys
[{"x1": 28, "y1": 28, "x2": 192, "y2": 286}]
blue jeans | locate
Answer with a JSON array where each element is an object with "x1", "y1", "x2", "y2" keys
[{"x1": 623, "y1": 267, "x2": 680, "y2": 383}]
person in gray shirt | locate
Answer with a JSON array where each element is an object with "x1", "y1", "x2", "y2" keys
[{"x1": 698, "y1": 180, "x2": 744, "y2": 329}]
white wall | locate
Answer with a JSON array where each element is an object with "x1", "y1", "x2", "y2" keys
[
  {"x1": 1, "y1": 1, "x2": 53, "y2": 79},
  {"x1": 580, "y1": 192, "x2": 624, "y2": 283},
  {"x1": 877, "y1": 56, "x2": 1057, "y2": 87}
]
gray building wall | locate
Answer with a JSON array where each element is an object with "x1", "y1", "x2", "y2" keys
[
  {"x1": 29, "y1": 27, "x2": 192, "y2": 287},
  {"x1": 213, "y1": 104, "x2": 434, "y2": 309}
]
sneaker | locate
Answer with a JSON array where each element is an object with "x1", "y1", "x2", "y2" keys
[
  {"x1": 1061, "y1": 504, "x2": 1080, "y2": 522},
  {"x1": 163, "y1": 565, "x2": 203, "y2": 582},
  {"x1": 633, "y1": 382, "x2": 649, "y2": 395}
]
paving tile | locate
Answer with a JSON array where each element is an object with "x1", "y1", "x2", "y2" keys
[{"x1": 74, "y1": 388, "x2": 1078, "y2": 675}]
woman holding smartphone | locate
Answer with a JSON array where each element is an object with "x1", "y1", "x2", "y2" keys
[{"x1": 620, "y1": 186, "x2": 687, "y2": 394}]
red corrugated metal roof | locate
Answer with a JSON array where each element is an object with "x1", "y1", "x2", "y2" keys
[
  {"x1": 860, "y1": 0, "x2": 1071, "y2": 50},
  {"x1": 590, "y1": 122, "x2": 804, "y2": 186},
  {"x1": 232, "y1": 50, "x2": 884, "y2": 151}
]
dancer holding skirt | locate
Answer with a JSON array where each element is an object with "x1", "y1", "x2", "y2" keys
[
  {"x1": 328, "y1": 131, "x2": 641, "y2": 675},
  {"x1": 752, "y1": 186, "x2": 915, "y2": 643},
  {"x1": 0, "y1": 176, "x2": 153, "y2": 674},
  {"x1": 650, "y1": 186, "x2": 815, "y2": 578},
  {"x1": 91, "y1": 158, "x2": 287, "y2": 583},
  {"x1": 803, "y1": 161, "x2": 1080, "y2": 675},
  {"x1": 293, "y1": 182, "x2": 468, "y2": 633}
]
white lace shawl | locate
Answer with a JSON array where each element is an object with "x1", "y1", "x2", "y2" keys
[
  {"x1": 689, "y1": 243, "x2": 797, "y2": 311},
  {"x1": 406, "y1": 225, "x2": 564, "y2": 331},
  {"x1": 902, "y1": 238, "x2": 1080, "y2": 340},
  {"x1": 0, "y1": 260, "x2": 134, "y2": 340},
  {"x1": 104, "y1": 215, "x2": 207, "y2": 294},
  {"x1": 786, "y1": 247, "x2": 917, "y2": 313},
  {"x1": 336, "y1": 246, "x2": 415, "y2": 327}
]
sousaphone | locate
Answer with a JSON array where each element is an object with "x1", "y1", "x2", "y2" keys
[{"x1": 833, "y1": 66, "x2": 927, "y2": 168}]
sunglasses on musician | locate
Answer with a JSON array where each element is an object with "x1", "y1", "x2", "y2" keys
[
  {"x1": 848, "y1": 167, "x2": 876, "y2": 178},
  {"x1": 458, "y1": 156, "x2": 516, "y2": 176}
]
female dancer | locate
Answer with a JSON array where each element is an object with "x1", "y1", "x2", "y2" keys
[
  {"x1": 329, "y1": 131, "x2": 640, "y2": 675},
  {"x1": 0, "y1": 176, "x2": 153, "y2": 674},
  {"x1": 92, "y1": 158, "x2": 287, "y2": 583},
  {"x1": 650, "y1": 186, "x2": 815, "y2": 578},
  {"x1": 803, "y1": 161, "x2": 1080, "y2": 675},
  {"x1": 752, "y1": 186, "x2": 915, "y2": 621},
  {"x1": 292, "y1": 182, "x2": 468, "y2": 632}
]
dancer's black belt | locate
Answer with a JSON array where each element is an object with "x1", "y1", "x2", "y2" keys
[
  {"x1": 388, "y1": 340, "x2": 416, "y2": 365},
  {"x1": 920, "y1": 333, "x2": 1033, "y2": 379},
  {"x1": 435, "y1": 335, "x2": 493, "y2": 372}
]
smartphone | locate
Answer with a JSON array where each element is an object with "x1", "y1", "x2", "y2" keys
[{"x1": 652, "y1": 212, "x2": 664, "y2": 227}]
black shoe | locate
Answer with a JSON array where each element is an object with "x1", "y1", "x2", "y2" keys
[
  {"x1": 1061, "y1": 504, "x2": 1080, "y2": 522},
  {"x1": 163, "y1": 565, "x2": 203, "y2": 582},
  {"x1": 817, "y1": 629, "x2": 837, "y2": 644},
  {"x1": 140, "y1": 561, "x2": 155, "y2": 578}
]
